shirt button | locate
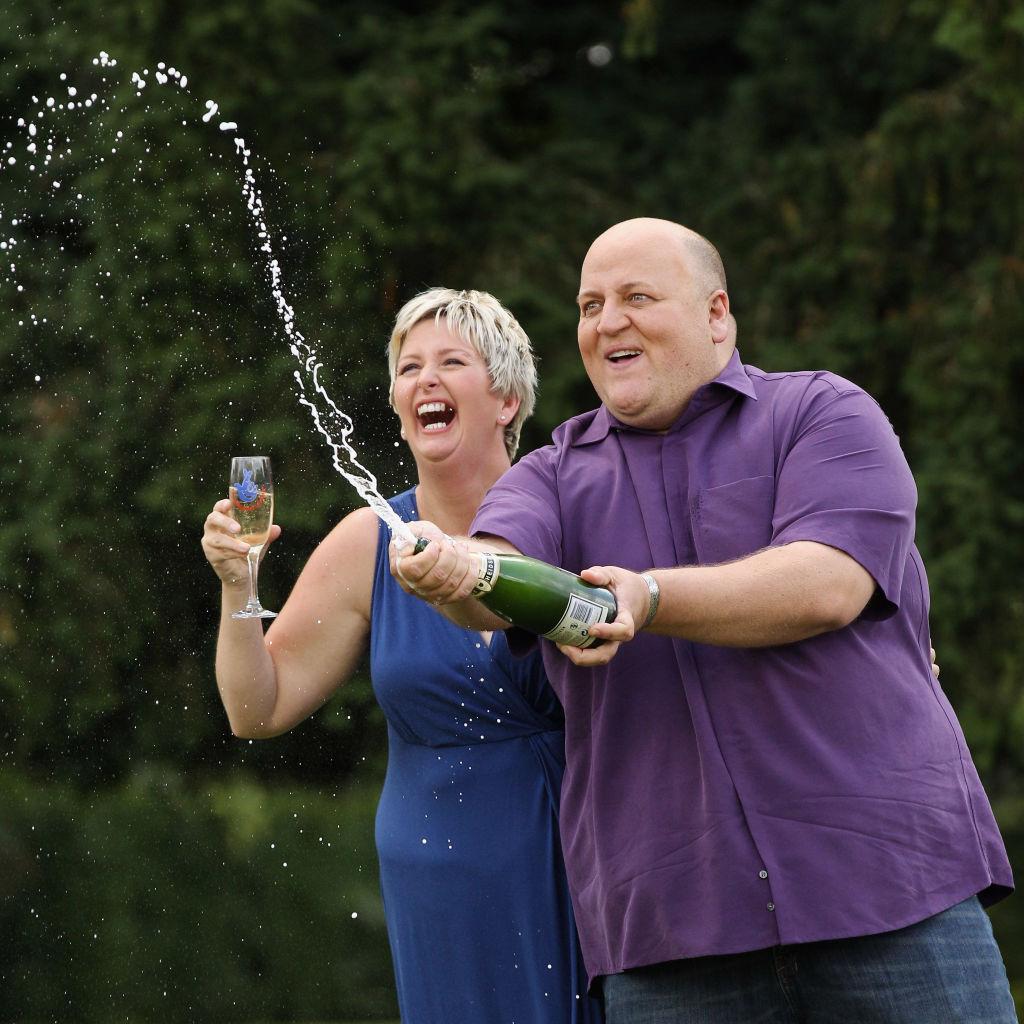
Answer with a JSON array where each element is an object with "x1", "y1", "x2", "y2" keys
[
  {"x1": 767, "y1": 902, "x2": 775, "y2": 912},
  {"x1": 759, "y1": 870, "x2": 768, "y2": 879}
]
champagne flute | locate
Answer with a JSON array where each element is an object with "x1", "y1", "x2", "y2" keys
[{"x1": 228, "y1": 456, "x2": 277, "y2": 619}]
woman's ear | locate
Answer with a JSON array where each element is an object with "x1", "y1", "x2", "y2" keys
[{"x1": 498, "y1": 394, "x2": 520, "y2": 424}]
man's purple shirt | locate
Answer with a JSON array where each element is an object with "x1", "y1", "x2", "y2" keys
[{"x1": 471, "y1": 351, "x2": 1012, "y2": 980}]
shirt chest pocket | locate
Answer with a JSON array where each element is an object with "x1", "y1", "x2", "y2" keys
[{"x1": 692, "y1": 475, "x2": 775, "y2": 565}]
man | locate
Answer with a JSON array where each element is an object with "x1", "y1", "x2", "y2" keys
[{"x1": 392, "y1": 218, "x2": 1015, "y2": 1022}]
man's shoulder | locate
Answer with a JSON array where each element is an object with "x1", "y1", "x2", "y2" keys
[
  {"x1": 745, "y1": 364, "x2": 868, "y2": 402},
  {"x1": 739, "y1": 364, "x2": 897, "y2": 452},
  {"x1": 494, "y1": 408, "x2": 606, "y2": 496},
  {"x1": 550, "y1": 406, "x2": 604, "y2": 443},
  {"x1": 512, "y1": 407, "x2": 604, "y2": 465}
]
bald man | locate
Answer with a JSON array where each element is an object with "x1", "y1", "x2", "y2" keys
[{"x1": 393, "y1": 219, "x2": 1015, "y2": 1022}]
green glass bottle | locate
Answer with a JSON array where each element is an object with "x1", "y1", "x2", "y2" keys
[
  {"x1": 409, "y1": 537, "x2": 616, "y2": 648},
  {"x1": 471, "y1": 551, "x2": 618, "y2": 648}
]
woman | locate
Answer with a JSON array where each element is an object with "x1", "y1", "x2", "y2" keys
[{"x1": 202, "y1": 288, "x2": 601, "y2": 1023}]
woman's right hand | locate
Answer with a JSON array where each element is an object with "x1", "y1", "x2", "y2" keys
[{"x1": 201, "y1": 498, "x2": 282, "y2": 588}]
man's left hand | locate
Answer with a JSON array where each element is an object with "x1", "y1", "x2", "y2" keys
[{"x1": 556, "y1": 565, "x2": 651, "y2": 667}]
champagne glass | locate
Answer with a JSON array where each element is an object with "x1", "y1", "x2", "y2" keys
[{"x1": 228, "y1": 456, "x2": 277, "y2": 619}]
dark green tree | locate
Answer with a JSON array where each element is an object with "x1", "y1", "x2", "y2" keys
[{"x1": 1, "y1": 0, "x2": 1021, "y2": 1017}]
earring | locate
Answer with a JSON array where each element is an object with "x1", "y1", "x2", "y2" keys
[
  {"x1": 400, "y1": 427, "x2": 407, "y2": 439},
  {"x1": 499, "y1": 415, "x2": 507, "y2": 422}
]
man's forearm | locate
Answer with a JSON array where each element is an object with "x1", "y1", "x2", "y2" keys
[
  {"x1": 434, "y1": 596, "x2": 511, "y2": 632},
  {"x1": 647, "y1": 541, "x2": 876, "y2": 647}
]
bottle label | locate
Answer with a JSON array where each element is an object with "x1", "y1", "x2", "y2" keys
[
  {"x1": 543, "y1": 594, "x2": 611, "y2": 648},
  {"x1": 471, "y1": 553, "x2": 498, "y2": 596}
]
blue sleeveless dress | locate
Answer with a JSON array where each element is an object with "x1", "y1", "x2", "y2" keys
[{"x1": 370, "y1": 489, "x2": 601, "y2": 1024}]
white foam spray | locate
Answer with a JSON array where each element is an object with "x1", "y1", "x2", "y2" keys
[
  {"x1": 224, "y1": 126, "x2": 414, "y2": 544},
  {"x1": 0, "y1": 52, "x2": 415, "y2": 545}
]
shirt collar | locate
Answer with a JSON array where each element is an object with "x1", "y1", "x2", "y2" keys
[{"x1": 572, "y1": 349, "x2": 757, "y2": 446}]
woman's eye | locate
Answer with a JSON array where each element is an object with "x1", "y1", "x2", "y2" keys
[{"x1": 398, "y1": 363, "x2": 417, "y2": 375}]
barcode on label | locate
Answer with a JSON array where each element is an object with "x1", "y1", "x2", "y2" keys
[
  {"x1": 567, "y1": 595, "x2": 602, "y2": 625},
  {"x1": 543, "y1": 593, "x2": 608, "y2": 647}
]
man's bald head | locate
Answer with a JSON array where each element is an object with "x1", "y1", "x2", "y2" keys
[
  {"x1": 575, "y1": 217, "x2": 736, "y2": 429},
  {"x1": 584, "y1": 218, "x2": 727, "y2": 299}
]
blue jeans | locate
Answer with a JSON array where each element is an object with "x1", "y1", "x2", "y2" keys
[{"x1": 602, "y1": 897, "x2": 1017, "y2": 1023}]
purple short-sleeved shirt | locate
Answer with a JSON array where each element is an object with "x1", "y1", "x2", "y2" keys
[{"x1": 471, "y1": 350, "x2": 1012, "y2": 981}]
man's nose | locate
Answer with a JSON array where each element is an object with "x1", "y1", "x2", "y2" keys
[{"x1": 598, "y1": 301, "x2": 629, "y2": 334}]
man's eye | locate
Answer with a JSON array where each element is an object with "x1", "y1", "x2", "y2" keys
[
  {"x1": 580, "y1": 301, "x2": 600, "y2": 316},
  {"x1": 628, "y1": 293, "x2": 650, "y2": 302}
]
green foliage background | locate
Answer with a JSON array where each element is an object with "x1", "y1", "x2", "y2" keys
[{"x1": 0, "y1": 0, "x2": 1021, "y2": 1019}]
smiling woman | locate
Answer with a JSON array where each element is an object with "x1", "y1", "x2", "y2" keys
[
  {"x1": 203, "y1": 287, "x2": 600, "y2": 1024},
  {"x1": 388, "y1": 287, "x2": 536, "y2": 461},
  {"x1": 390, "y1": 317, "x2": 519, "y2": 474}
]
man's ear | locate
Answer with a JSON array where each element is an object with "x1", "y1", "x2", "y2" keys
[{"x1": 709, "y1": 290, "x2": 730, "y2": 344}]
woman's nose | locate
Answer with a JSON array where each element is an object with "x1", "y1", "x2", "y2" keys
[{"x1": 416, "y1": 363, "x2": 440, "y2": 387}]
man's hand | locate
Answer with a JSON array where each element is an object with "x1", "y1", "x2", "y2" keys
[
  {"x1": 389, "y1": 521, "x2": 480, "y2": 605},
  {"x1": 556, "y1": 565, "x2": 652, "y2": 667}
]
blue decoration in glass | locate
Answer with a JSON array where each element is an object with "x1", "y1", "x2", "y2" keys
[{"x1": 236, "y1": 468, "x2": 260, "y2": 504}]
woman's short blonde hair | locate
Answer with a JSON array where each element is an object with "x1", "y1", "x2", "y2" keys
[{"x1": 387, "y1": 287, "x2": 538, "y2": 461}]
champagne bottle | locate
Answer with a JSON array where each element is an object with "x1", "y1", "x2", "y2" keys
[{"x1": 412, "y1": 538, "x2": 617, "y2": 648}]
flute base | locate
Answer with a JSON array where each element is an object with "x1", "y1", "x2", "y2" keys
[{"x1": 232, "y1": 606, "x2": 278, "y2": 620}]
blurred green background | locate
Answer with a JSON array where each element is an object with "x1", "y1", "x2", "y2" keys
[{"x1": 1, "y1": 0, "x2": 1022, "y2": 1020}]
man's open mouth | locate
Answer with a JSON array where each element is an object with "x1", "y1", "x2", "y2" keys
[
  {"x1": 417, "y1": 401, "x2": 456, "y2": 432},
  {"x1": 608, "y1": 349, "x2": 642, "y2": 363}
]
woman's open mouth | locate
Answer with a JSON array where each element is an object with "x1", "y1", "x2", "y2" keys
[{"x1": 416, "y1": 401, "x2": 456, "y2": 432}]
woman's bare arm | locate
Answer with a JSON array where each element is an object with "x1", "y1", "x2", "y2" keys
[{"x1": 205, "y1": 504, "x2": 379, "y2": 737}]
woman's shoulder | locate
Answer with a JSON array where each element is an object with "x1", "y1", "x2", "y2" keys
[
  {"x1": 309, "y1": 506, "x2": 381, "y2": 578},
  {"x1": 280, "y1": 505, "x2": 379, "y2": 628}
]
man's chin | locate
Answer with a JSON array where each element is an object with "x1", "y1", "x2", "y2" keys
[
  {"x1": 604, "y1": 390, "x2": 651, "y2": 424},
  {"x1": 609, "y1": 400, "x2": 677, "y2": 432}
]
